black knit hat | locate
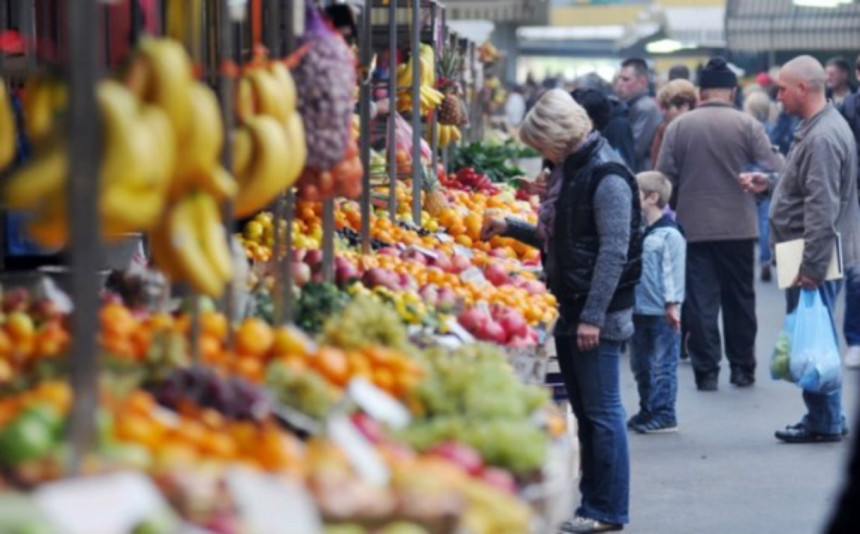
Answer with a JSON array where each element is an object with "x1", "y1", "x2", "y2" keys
[{"x1": 699, "y1": 57, "x2": 737, "y2": 89}]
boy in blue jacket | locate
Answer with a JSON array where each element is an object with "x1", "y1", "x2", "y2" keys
[{"x1": 628, "y1": 172, "x2": 687, "y2": 433}]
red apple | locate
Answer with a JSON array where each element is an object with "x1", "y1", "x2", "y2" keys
[
  {"x1": 523, "y1": 280, "x2": 547, "y2": 295},
  {"x1": 480, "y1": 467, "x2": 517, "y2": 494},
  {"x1": 481, "y1": 320, "x2": 507, "y2": 344},
  {"x1": 292, "y1": 248, "x2": 307, "y2": 262},
  {"x1": 402, "y1": 248, "x2": 428, "y2": 265},
  {"x1": 432, "y1": 254, "x2": 453, "y2": 272},
  {"x1": 437, "y1": 287, "x2": 459, "y2": 313},
  {"x1": 362, "y1": 268, "x2": 398, "y2": 290},
  {"x1": 2, "y1": 288, "x2": 30, "y2": 313},
  {"x1": 483, "y1": 263, "x2": 510, "y2": 286},
  {"x1": 451, "y1": 254, "x2": 472, "y2": 274},
  {"x1": 398, "y1": 272, "x2": 417, "y2": 291},
  {"x1": 304, "y1": 249, "x2": 323, "y2": 267},
  {"x1": 292, "y1": 262, "x2": 311, "y2": 287},
  {"x1": 457, "y1": 307, "x2": 488, "y2": 334},
  {"x1": 498, "y1": 309, "x2": 529, "y2": 340},
  {"x1": 419, "y1": 284, "x2": 440, "y2": 307},
  {"x1": 335, "y1": 259, "x2": 361, "y2": 287},
  {"x1": 427, "y1": 442, "x2": 484, "y2": 476}
]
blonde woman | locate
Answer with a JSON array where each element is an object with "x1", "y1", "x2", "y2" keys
[{"x1": 482, "y1": 89, "x2": 641, "y2": 533}]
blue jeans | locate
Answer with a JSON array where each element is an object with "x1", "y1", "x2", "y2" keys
[
  {"x1": 555, "y1": 335, "x2": 629, "y2": 525},
  {"x1": 844, "y1": 266, "x2": 860, "y2": 346},
  {"x1": 631, "y1": 314, "x2": 680, "y2": 423},
  {"x1": 756, "y1": 198, "x2": 772, "y2": 264},
  {"x1": 785, "y1": 281, "x2": 844, "y2": 434}
]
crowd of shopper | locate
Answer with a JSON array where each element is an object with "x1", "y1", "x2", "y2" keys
[{"x1": 495, "y1": 52, "x2": 860, "y2": 533}]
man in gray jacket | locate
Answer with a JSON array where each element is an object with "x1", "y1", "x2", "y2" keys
[
  {"x1": 657, "y1": 58, "x2": 783, "y2": 391},
  {"x1": 616, "y1": 58, "x2": 663, "y2": 172},
  {"x1": 744, "y1": 56, "x2": 860, "y2": 443}
]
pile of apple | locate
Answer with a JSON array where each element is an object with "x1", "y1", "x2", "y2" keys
[
  {"x1": 440, "y1": 168, "x2": 501, "y2": 196},
  {"x1": 456, "y1": 305, "x2": 538, "y2": 347}
]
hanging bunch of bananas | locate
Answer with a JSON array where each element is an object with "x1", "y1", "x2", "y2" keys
[
  {"x1": 127, "y1": 37, "x2": 237, "y2": 298},
  {"x1": 232, "y1": 54, "x2": 307, "y2": 218},
  {"x1": 0, "y1": 79, "x2": 17, "y2": 171},
  {"x1": 397, "y1": 44, "x2": 444, "y2": 115},
  {"x1": 425, "y1": 122, "x2": 462, "y2": 149}
]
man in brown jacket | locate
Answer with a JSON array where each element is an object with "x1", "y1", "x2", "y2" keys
[
  {"x1": 744, "y1": 56, "x2": 860, "y2": 443},
  {"x1": 657, "y1": 58, "x2": 783, "y2": 391}
]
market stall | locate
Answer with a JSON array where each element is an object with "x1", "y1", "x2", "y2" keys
[{"x1": 0, "y1": 1, "x2": 572, "y2": 532}]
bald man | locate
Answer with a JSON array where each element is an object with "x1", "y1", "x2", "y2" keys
[{"x1": 744, "y1": 55, "x2": 860, "y2": 443}]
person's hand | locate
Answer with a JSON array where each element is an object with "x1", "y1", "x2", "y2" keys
[
  {"x1": 480, "y1": 217, "x2": 508, "y2": 241},
  {"x1": 738, "y1": 172, "x2": 770, "y2": 194},
  {"x1": 516, "y1": 177, "x2": 547, "y2": 196},
  {"x1": 794, "y1": 272, "x2": 819, "y2": 290},
  {"x1": 577, "y1": 323, "x2": 600, "y2": 352},
  {"x1": 665, "y1": 303, "x2": 681, "y2": 332}
]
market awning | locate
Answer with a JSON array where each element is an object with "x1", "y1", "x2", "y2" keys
[{"x1": 726, "y1": 0, "x2": 860, "y2": 52}]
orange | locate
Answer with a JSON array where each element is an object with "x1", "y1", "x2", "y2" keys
[
  {"x1": 272, "y1": 325, "x2": 313, "y2": 357},
  {"x1": 234, "y1": 356, "x2": 264, "y2": 382},
  {"x1": 199, "y1": 334, "x2": 223, "y2": 364},
  {"x1": 116, "y1": 415, "x2": 162, "y2": 450},
  {"x1": 372, "y1": 368, "x2": 395, "y2": 393},
  {"x1": 146, "y1": 312, "x2": 174, "y2": 332},
  {"x1": 455, "y1": 235, "x2": 473, "y2": 247},
  {"x1": 200, "y1": 432, "x2": 238, "y2": 458},
  {"x1": 100, "y1": 304, "x2": 136, "y2": 337},
  {"x1": 279, "y1": 354, "x2": 308, "y2": 373},
  {"x1": 235, "y1": 318, "x2": 274, "y2": 356},
  {"x1": 125, "y1": 390, "x2": 156, "y2": 416},
  {"x1": 0, "y1": 330, "x2": 11, "y2": 357},
  {"x1": 201, "y1": 311, "x2": 228, "y2": 339},
  {"x1": 313, "y1": 347, "x2": 350, "y2": 386}
]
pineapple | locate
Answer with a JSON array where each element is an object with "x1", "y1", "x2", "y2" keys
[
  {"x1": 422, "y1": 166, "x2": 448, "y2": 216},
  {"x1": 438, "y1": 47, "x2": 464, "y2": 126}
]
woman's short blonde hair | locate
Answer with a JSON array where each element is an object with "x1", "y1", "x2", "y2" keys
[
  {"x1": 519, "y1": 89, "x2": 592, "y2": 163},
  {"x1": 743, "y1": 90, "x2": 774, "y2": 123},
  {"x1": 657, "y1": 79, "x2": 697, "y2": 111}
]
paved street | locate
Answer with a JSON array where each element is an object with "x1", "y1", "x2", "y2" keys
[{"x1": 619, "y1": 276, "x2": 859, "y2": 534}]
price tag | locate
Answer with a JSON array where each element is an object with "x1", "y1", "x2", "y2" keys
[
  {"x1": 435, "y1": 233, "x2": 453, "y2": 243},
  {"x1": 453, "y1": 245, "x2": 474, "y2": 259},
  {"x1": 508, "y1": 352, "x2": 549, "y2": 384},
  {"x1": 33, "y1": 472, "x2": 175, "y2": 534},
  {"x1": 226, "y1": 468, "x2": 323, "y2": 534},
  {"x1": 327, "y1": 415, "x2": 390, "y2": 487},
  {"x1": 408, "y1": 245, "x2": 439, "y2": 261},
  {"x1": 348, "y1": 378, "x2": 411, "y2": 429},
  {"x1": 460, "y1": 266, "x2": 487, "y2": 286}
]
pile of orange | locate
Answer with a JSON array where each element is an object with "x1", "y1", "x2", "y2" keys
[
  {"x1": 0, "y1": 313, "x2": 71, "y2": 376},
  {"x1": 99, "y1": 304, "x2": 176, "y2": 363},
  {"x1": 0, "y1": 380, "x2": 71, "y2": 428},
  {"x1": 114, "y1": 389, "x2": 304, "y2": 474}
]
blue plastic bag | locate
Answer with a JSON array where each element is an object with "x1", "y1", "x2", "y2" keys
[{"x1": 788, "y1": 289, "x2": 842, "y2": 394}]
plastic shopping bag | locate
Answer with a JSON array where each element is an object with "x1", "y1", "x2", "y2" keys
[
  {"x1": 771, "y1": 289, "x2": 842, "y2": 394},
  {"x1": 770, "y1": 311, "x2": 795, "y2": 382}
]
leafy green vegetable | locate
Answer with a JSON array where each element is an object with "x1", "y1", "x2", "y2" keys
[{"x1": 453, "y1": 140, "x2": 538, "y2": 183}]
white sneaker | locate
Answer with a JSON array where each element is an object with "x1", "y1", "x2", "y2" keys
[{"x1": 845, "y1": 346, "x2": 860, "y2": 369}]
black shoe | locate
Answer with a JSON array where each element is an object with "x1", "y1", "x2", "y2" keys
[
  {"x1": 775, "y1": 425, "x2": 843, "y2": 443},
  {"x1": 730, "y1": 372, "x2": 755, "y2": 387},
  {"x1": 696, "y1": 376, "x2": 718, "y2": 391},
  {"x1": 632, "y1": 417, "x2": 679, "y2": 434},
  {"x1": 560, "y1": 516, "x2": 623, "y2": 533},
  {"x1": 761, "y1": 265, "x2": 772, "y2": 282},
  {"x1": 626, "y1": 412, "x2": 648, "y2": 429}
]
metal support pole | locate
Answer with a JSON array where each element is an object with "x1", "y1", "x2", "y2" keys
[
  {"x1": 387, "y1": 0, "x2": 397, "y2": 222},
  {"x1": 67, "y1": 0, "x2": 102, "y2": 475},
  {"x1": 322, "y1": 198, "x2": 335, "y2": 282},
  {"x1": 359, "y1": 1, "x2": 372, "y2": 255},
  {"x1": 429, "y1": 3, "x2": 438, "y2": 181},
  {"x1": 20, "y1": 0, "x2": 36, "y2": 70},
  {"x1": 410, "y1": 0, "x2": 421, "y2": 226},
  {"x1": 283, "y1": 191, "x2": 295, "y2": 322},
  {"x1": 218, "y1": 0, "x2": 237, "y2": 338}
]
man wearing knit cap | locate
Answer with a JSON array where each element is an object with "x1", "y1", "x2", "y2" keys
[{"x1": 657, "y1": 57, "x2": 783, "y2": 391}]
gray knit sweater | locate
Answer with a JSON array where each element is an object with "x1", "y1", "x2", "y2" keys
[{"x1": 506, "y1": 174, "x2": 634, "y2": 341}]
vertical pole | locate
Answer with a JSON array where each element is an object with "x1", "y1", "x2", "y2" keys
[
  {"x1": 282, "y1": 0, "x2": 296, "y2": 323},
  {"x1": 67, "y1": 0, "x2": 102, "y2": 475},
  {"x1": 20, "y1": 0, "x2": 36, "y2": 70},
  {"x1": 410, "y1": 0, "x2": 421, "y2": 226},
  {"x1": 264, "y1": 0, "x2": 284, "y2": 324},
  {"x1": 429, "y1": 3, "x2": 438, "y2": 184},
  {"x1": 387, "y1": 0, "x2": 397, "y2": 222},
  {"x1": 218, "y1": 0, "x2": 236, "y2": 339},
  {"x1": 322, "y1": 198, "x2": 335, "y2": 282},
  {"x1": 359, "y1": 1, "x2": 372, "y2": 255}
]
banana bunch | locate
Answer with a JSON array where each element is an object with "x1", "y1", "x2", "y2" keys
[
  {"x1": 3, "y1": 80, "x2": 176, "y2": 246},
  {"x1": 428, "y1": 123, "x2": 462, "y2": 148},
  {"x1": 396, "y1": 44, "x2": 444, "y2": 115},
  {"x1": 0, "y1": 79, "x2": 16, "y2": 171},
  {"x1": 21, "y1": 75, "x2": 67, "y2": 147},
  {"x1": 232, "y1": 59, "x2": 306, "y2": 217},
  {"x1": 150, "y1": 193, "x2": 233, "y2": 297}
]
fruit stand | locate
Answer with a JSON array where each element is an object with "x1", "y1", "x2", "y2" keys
[{"x1": 0, "y1": 1, "x2": 574, "y2": 533}]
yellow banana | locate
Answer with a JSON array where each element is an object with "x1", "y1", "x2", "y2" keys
[
  {"x1": 233, "y1": 116, "x2": 290, "y2": 217},
  {"x1": 139, "y1": 104, "x2": 176, "y2": 194},
  {"x1": 149, "y1": 218, "x2": 182, "y2": 280},
  {"x1": 235, "y1": 76, "x2": 255, "y2": 124},
  {"x1": 268, "y1": 61, "x2": 297, "y2": 114},
  {"x1": 3, "y1": 143, "x2": 67, "y2": 210},
  {"x1": 22, "y1": 77, "x2": 64, "y2": 145},
  {"x1": 397, "y1": 64, "x2": 413, "y2": 88},
  {"x1": 191, "y1": 164, "x2": 238, "y2": 201},
  {"x1": 98, "y1": 80, "x2": 152, "y2": 189},
  {"x1": 166, "y1": 197, "x2": 225, "y2": 297},
  {"x1": 249, "y1": 69, "x2": 284, "y2": 123},
  {"x1": 231, "y1": 127, "x2": 254, "y2": 179},
  {"x1": 451, "y1": 126, "x2": 462, "y2": 142},
  {"x1": 172, "y1": 82, "x2": 224, "y2": 195},
  {"x1": 127, "y1": 37, "x2": 193, "y2": 143},
  {"x1": 27, "y1": 188, "x2": 67, "y2": 248},
  {"x1": 438, "y1": 125, "x2": 449, "y2": 148},
  {"x1": 0, "y1": 81, "x2": 16, "y2": 170},
  {"x1": 100, "y1": 185, "x2": 165, "y2": 237},
  {"x1": 192, "y1": 193, "x2": 233, "y2": 282},
  {"x1": 281, "y1": 112, "x2": 307, "y2": 189}
]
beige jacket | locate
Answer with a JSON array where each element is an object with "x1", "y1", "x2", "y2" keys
[
  {"x1": 769, "y1": 104, "x2": 860, "y2": 278},
  {"x1": 657, "y1": 100, "x2": 784, "y2": 243}
]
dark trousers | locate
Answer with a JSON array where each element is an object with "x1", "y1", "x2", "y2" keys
[
  {"x1": 555, "y1": 335, "x2": 630, "y2": 525},
  {"x1": 685, "y1": 239, "x2": 757, "y2": 383}
]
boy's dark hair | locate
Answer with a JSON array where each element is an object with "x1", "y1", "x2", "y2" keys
[
  {"x1": 827, "y1": 56, "x2": 852, "y2": 75},
  {"x1": 622, "y1": 58, "x2": 649, "y2": 79},
  {"x1": 668, "y1": 65, "x2": 690, "y2": 81},
  {"x1": 570, "y1": 88, "x2": 611, "y2": 131}
]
